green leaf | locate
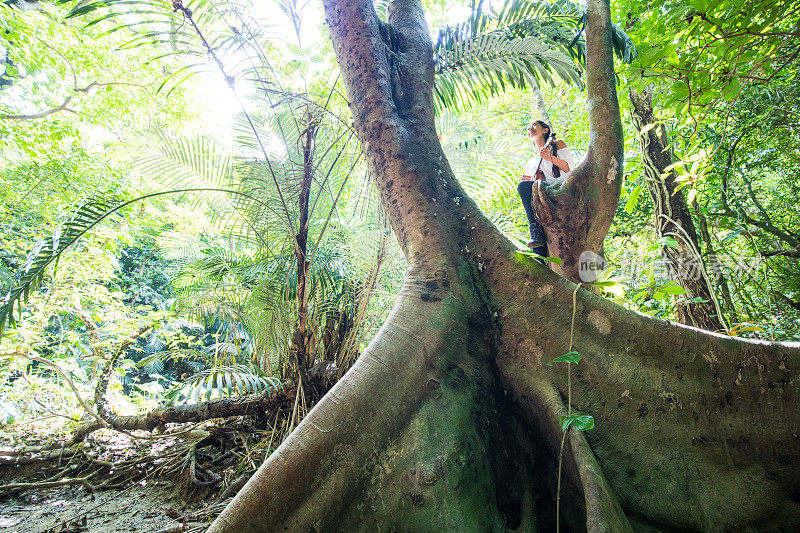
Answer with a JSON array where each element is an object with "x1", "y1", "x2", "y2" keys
[
  {"x1": 591, "y1": 280, "x2": 617, "y2": 288},
  {"x1": 660, "y1": 284, "x2": 687, "y2": 295},
  {"x1": 516, "y1": 250, "x2": 562, "y2": 264},
  {"x1": 637, "y1": 123, "x2": 656, "y2": 137},
  {"x1": 557, "y1": 413, "x2": 595, "y2": 431},
  {"x1": 285, "y1": 42, "x2": 304, "y2": 56},
  {"x1": 730, "y1": 324, "x2": 765, "y2": 335},
  {"x1": 632, "y1": 291, "x2": 648, "y2": 303},
  {"x1": 624, "y1": 185, "x2": 643, "y2": 214},
  {"x1": 657, "y1": 236, "x2": 679, "y2": 249},
  {"x1": 136, "y1": 353, "x2": 163, "y2": 368},
  {"x1": 686, "y1": 187, "x2": 697, "y2": 205},
  {"x1": 548, "y1": 350, "x2": 582, "y2": 366}
]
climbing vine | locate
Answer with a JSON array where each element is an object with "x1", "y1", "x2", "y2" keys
[{"x1": 550, "y1": 282, "x2": 594, "y2": 531}]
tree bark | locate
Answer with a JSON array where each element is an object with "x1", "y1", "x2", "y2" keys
[
  {"x1": 530, "y1": 0, "x2": 624, "y2": 282},
  {"x1": 629, "y1": 87, "x2": 726, "y2": 332},
  {"x1": 291, "y1": 115, "x2": 316, "y2": 395},
  {"x1": 210, "y1": 1, "x2": 800, "y2": 531}
]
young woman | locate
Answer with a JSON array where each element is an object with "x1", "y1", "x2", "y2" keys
[{"x1": 517, "y1": 120, "x2": 575, "y2": 255}]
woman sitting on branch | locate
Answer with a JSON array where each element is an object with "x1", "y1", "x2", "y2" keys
[{"x1": 517, "y1": 120, "x2": 575, "y2": 256}]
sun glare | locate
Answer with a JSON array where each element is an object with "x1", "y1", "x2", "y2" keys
[{"x1": 193, "y1": 1, "x2": 326, "y2": 144}]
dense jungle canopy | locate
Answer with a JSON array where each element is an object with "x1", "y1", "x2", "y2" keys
[{"x1": 1, "y1": 0, "x2": 799, "y2": 531}]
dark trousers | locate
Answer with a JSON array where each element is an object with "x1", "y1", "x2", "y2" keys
[{"x1": 517, "y1": 180, "x2": 548, "y2": 257}]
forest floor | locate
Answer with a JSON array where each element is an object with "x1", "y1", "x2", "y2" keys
[
  {"x1": 0, "y1": 419, "x2": 273, "y2": 533},
  {"x1": 0, "y1": 481, "x2": 213, "y2": 532}
]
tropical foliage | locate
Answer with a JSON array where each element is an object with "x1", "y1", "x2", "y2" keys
[{"x1": 1, "y1": 0, "x2": 798, "y2": 452}]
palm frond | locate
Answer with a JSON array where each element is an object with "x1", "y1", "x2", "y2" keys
[
  {"x1": 485, "y1": 207, "x2": 527, "y2": 247},
  {"x1": 134, "y1": 134, "x2": 280, "y2": 247},
  {"x1": 433, "y1": 0, "x2": 636, "y2": 109},
  {"x1": 436, "y1": 109, "x2": 482, "y2": 145},
  {"x1": 610, "y1": 20, "x2": 636, "y2": 64},
  {"x1": 435, "y1": 32, "x2": 582, "y2": 109},
  {"x1": 0, "y1": 194, "x2": 129, "y2": 337},
  {"x1": 0, "y1": 182, "x2": 265, "y2": 337},
  {"x1": 436, "y1": 111, "x2": 522, "y2": 205},
  {"x1": 373, "y1": 0, "x2": 390, "y2": 20},
  {"x1": 497, "y1": 0, "x2": 635, "y2": 63},
  {"x1": 434, "y1": 1, "x2": 582, "y2": 109},
  {"x1": 162, "y1": 364, "x2": 282, "y2": 405},
  {"x1": 60, "y1": 0, "x2": 238, "y2": 93},
  {"x1": 137, "y1": 348, "x2": 208, "y2": 375},
  {"x1": 135, "y1": 135, "x2": 234, "y2": 207}
]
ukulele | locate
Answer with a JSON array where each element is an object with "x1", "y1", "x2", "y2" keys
[{"x1": 533, "y1": 132, "x2": 556, "y2": 181}]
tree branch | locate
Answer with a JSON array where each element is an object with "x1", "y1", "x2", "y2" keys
[
  {"x1": 762, "y1": 249, "x2": 800, "y2": 258},
  {"x1": 74, "y1": 308, "x2": 104, "y2": 360},
  {"x1": 0, "y1": 81, "x2": 143, "y2": 121},
  {"x1": 714, "y1": 209, "x2": 799, "y2": 248},
  {"x1": 772, "y1": 290, "x2": 800, "y2": 311},
  {"x1": 323, "y1": 0, "x2": 398, "y2": 128},
  {"x1": 0, "y1": 95, "x2": 78, "y2": 120}
]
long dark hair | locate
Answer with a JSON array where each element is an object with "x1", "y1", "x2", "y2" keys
[{"x1": 529, "y1": 120, "x2": 561, "y2": 177}]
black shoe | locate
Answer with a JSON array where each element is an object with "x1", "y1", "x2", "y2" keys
[
  {"x1": 528, "y1": 223, "x2": 546, "y2": 248},
  {"x1": 530, "y1": 244, "x2": 548, "y2": 258}
]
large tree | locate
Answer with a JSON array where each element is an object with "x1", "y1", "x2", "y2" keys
[{"x1": 210, "y1": 0, "x2": 800, "y2": 530}]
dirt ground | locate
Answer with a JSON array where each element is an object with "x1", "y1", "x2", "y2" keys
[
  {"x1": 0, "y1": 416, "x2": 275, "y2": 532},
  {"x1": 0, "y1": 481, "x2": 215, "y2": 532}
]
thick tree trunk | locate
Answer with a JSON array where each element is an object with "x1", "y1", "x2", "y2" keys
[
  {"x1": 210, "y1": 1, "x2": 800, "y2": 531},
  {"x1": 629, "y1": 88, "x2": 726, "y2": 332},
  {"x1": 530, "y1": 0, "x2": 623, "y2": 282}
]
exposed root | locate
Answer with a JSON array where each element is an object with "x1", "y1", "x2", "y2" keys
[
  {"x1": 539, "y1": 382, "x2": 633, "y2": 532},
  {"x1": 0, "y1": 475, "x2": 99, "y2": 494},
  {"x1": 181, "y1": 438, "x2": 222, "y2": 486},
  {"x1": 1, "y1": 412, "x2": 297, "y2": 533},
  {"x1": 0, "y1": 440, "x2": 189, "y2": 498},
  {"x1": 568, "y1": 429, "x2": 632, "y2": 532},
  {"x1": 69, "y1": 387, "x2": 293, "y2": 444},
  {"x1": 155, "y1": 525, "x2": 192, "y2": 533},
  {"x1": 0, "y1": 447, "x2": 76, "y2": 465},
  {"x1": 216, "y1": 473, "x2": 249, "y2": 501}
]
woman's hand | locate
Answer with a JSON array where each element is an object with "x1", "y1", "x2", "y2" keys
[{"x1": 539, "y1": 146, "x2": 570, "y2": 173}]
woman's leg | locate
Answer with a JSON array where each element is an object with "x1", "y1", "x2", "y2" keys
[{"x1": 517, "y1": 181, "x2": 547, "y2": 253}]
